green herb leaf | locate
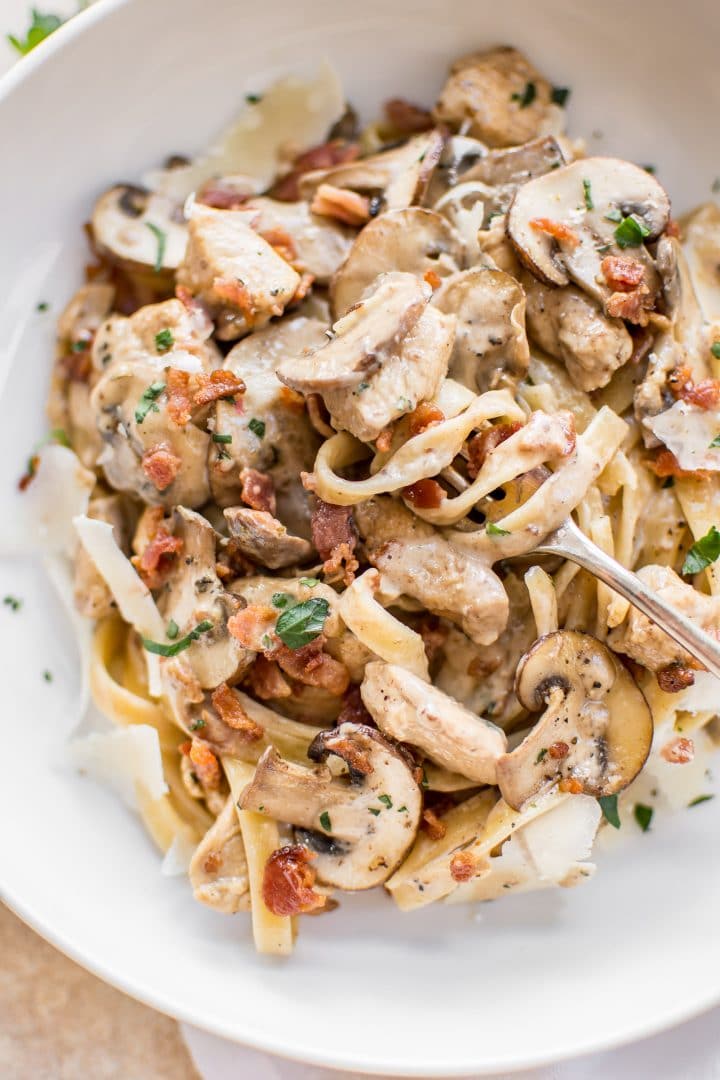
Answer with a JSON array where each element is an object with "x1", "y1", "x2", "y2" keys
[
  {"x1": 596, "y1": 241, "x2": 613, "y2": 254},
  {"x1": 7, "y1": 9, "x2": 63, "y2": 56},
  {"x1": 245, "y1": 92, "x2": 262, "y2": 104},
  {"x1": 397, "y1": 805, "x2": 408, "y2": 813},
  {"x1": 512, "y1": 81, "x2": 536, "y2": 108},
  {"x1": 689, "y1": 794, "x2": 714, "y2": 807},
  {"x1": 643, "y1": 164, "x2": 657, "y2": 175},
  {"x1": 3, "y1": 595, "x2": 22, "y2": 612},
  {"x1": 142, "y1": 619, "x2": 213, "y2": 657},
  {"x1": 42, "y1": 669, "x2": 53, "y2": 682},
  {"x1": 319, "y1": 810, "x2": 332, "y2": 831},
  {"x1": 135, "y1": 381, "x2": 166, "y2": 425},
  {"x1": 271, "y1": 592, "x2": 292, "y2": 609},
  {"x1": 682, "y1": 525, "x2": 720, "y2": 575},
  {"x1": 711, "y1": 341, "x2": 720, "y2": 359},
  {"x1": 155, "y1": 328, "x2": 174, "y2": 353},
  {"x1": 535, "y1": 748, "x2": 548, "y2": 764},
  {"x1": 709, "y1": 435, "x2": 720, "y2": 449},
  {"x1": 378, "y1": 793, "x2": 393, "y2": 809},
  {"x1": 604, "y1": 208, "x2": 623, "y2": 223},
  {"x1": 145, "y1": 222, "x2": 167, "y2": 273},
  {"x1": 299, "y1": 577, "x2": 320, "y2": 588},
  {"x1": 212, "y1": 432, "x2": 232, "y2": 444},
  {"x1": 368, "y1": 807, "x2": 381, "y2": 816},
  {"x1": 582, "y1": 178, "x2": 594, "y2": 210},
  {"x1": 356, "y1": 381, "x2": 370, "y2": 393},
  {"x1": 486, "y1": 522, "x2": 510, "y2": 536},
  {"x1": 275, "y1": 598, "x2": 329, "y2": 650},
  {"x1": 166, "y1": 619, "x2": 179, "y2": 640},
  {"x1": 614, "y1": 214, "x2": 651, "y2": 249},
  {"x1": 70, "y1": 339, "x2": 90, "y2": 352},
  {"x1": 598, "y1": 794, "x2": 621, "y2": 829},
  {"x1": 634, "y1": 803, "x2": 653, "y2": 832},
  {"x1": 190, "y1": 718, "x2": 206, "y2": 731},
  {"x1": 551, "y1": 85, "x2": 570, "y2": 106},
  {"x1": 36, "y1": 301, "x2": 49, "y2": 312},
  {"x1": 248, "y1": 418, "x2": 265, "y2": 439}
]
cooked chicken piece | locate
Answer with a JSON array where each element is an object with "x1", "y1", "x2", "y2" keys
[
  {"x1": 244, "y1": 196, "x2": 355, "y2": 283},
  {"x1": 523, "y1": 275, "x2": 633, "y2": 392},
  {"x1": 355, "y1": 497, "x2": 508, "y2": 645},
  {"x1": 73, "y1": 494, "x2": 134, "y2": 618},
  {"x1": 223, "y1": 507, "x2": 313, "y2": 569},
  {"x1": 210, "y1": 314, "x2": 325, "y2": 534},
  {"x1": 90, "y1": 298, "x2": 219, "y2": 507},
  {"x1": 609, "y1": 564, "x2": 720, "y2": 672},
  {"x1": 176, "y1": 207, "x2": 300, "y2": 340},
  {"x1": 189, "y1": 796, "x2": 250, "y2": 913},
  {"x1": 433, "y1": 47, "x2": 561, "y2": 148}
]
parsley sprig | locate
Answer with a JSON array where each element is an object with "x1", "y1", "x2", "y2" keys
[
  {"x1": 275, "y1": 598, "x2": 329, "y2": 650},
  {"x1": 682, "y1": 526, "x2": 720, "y2": 575},
  {"x1": 142, "y1": 619, "x2": 213, "y2": 657},
  {"x1": 135, "y1": 381, "x2": 166, "y2": 424}
]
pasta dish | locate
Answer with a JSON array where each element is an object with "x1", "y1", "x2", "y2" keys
[{"x1": 29, "y1": 46, "x2": 720, "y2": 955}]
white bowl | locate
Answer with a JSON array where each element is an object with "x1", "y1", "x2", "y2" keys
[{"x1": 2, "y1": 0, "x2": 720, "y2": 1074}]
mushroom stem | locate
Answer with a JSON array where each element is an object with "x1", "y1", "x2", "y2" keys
[{"x1": 240, "y1": 747, "x2": 360, "y2": 836}]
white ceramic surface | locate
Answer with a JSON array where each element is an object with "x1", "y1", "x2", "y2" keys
[{"x1": 2, "y1": 1, "x2": 720, "y2": 1074}]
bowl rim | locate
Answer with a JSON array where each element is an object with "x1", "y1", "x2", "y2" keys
[{"x1": 2, "y1": 1, "x2": 719, "y2": 1073}]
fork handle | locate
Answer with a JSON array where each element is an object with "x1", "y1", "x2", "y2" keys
[{"x1": 537, "y1": 524, "x2": 720, "y2": 681}]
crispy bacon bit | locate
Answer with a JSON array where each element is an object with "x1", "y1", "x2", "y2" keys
[
  {"x1": 601, "y1": 255, "x2": 646, "y2": 291},
  {"x1": 311, "y1": 499, "x2": 359, "y2": 585},
  {"x1": 259, "y1": 226, "x2": 297, "y2": 264},
  {"x1": 548, "y1": 741, "x2": 570, "y2": 760},
  {"x1": 559, "y1": 777, "x2": 584, "y2": 794},
  {"x1": 467, "y1": 421, "x2": 523, "y2": 479},
  {"x1": 131, "y1": 523, "x2": 183, "y2": 590},
  {"x1": 141, "y1": 443, "x2": 181, "y2": 492},
  {"x1": 423, "y1": 269, "x2": 442, "y2": 290},
  {"x1": 196, "y1": 181, "x2": 250, "y2": 209},
  {"x1": 212, "y1": 277, "x2": 257, "y2": 324},
  {"x1": 203, "y1": 850, "x2": 223, "y2": 873},
  {"x1": 262, "y1": 844, "x2": 326, "y2": 916},
  {"x1": 661, "y1": 735, "x2": 695, "y2": 764},
  {"x1": 245, "y1": 654, "x2": 292, "y2": 699},
  {"x1": 656, "y1": 663, "x2": 696, "y2": 694},
  {"x1": 384, "y1": 97, "x2": 433, "y2": 134},
  {"x1": 449, "y1": 850, "x2": 476, "y2": 882},
  {"x1": 227, "y1": 603, "x2": 277, "y2": 649},
  {"x1": 311, "y1": 183, "x2": 371, "y2": 227},
  {"x1": 421, "y1": 807, "x2": 447, "y2": 840},
  {"x1": 335, "y1": 683, "x2": 374, "y2": 727},
  {"x1": 239, "y1": 467, "x2": 276, "y2": 515},
  {"x1": 194, "y1": 369, "x2": 246, "y2": 409},
  {"x1": 18, "y1": 455, "x2": 39, "y2": 491},
  {"x1": 402, "y1": 478, "x2": 445, "y2": 509},
  {"x1": 668, "y1": 364, "x2": 720, "y2": 411},
  {"x1": 647, "y1": 448, "x2": 707, "y2": 480},
  {"x1": 318, "y1": 731, "x2": 373, "y2": 776},
  {"x1": 189, "y1": 739, "x2": 221, "y2": 789},
  {"x1": 375, "y1": 427, "x2": 394, "y2": 453},
  {"x1": 529, "y1": 217, "x2": 579, "y2": 248},
  {"x1": 408, "y1": 401, "x2": 445, "y2": 436},
  {"x1": 606, "y1": 285, "x2": 653, "y2": 326},
  {"x1": 270, "y1": 140, "x2": 360, "y2": 202},
  {"x1": 279, "y1": 385, "x2": 306, "y2": 413},
  {"x1": 417, "y1": 615, "x2": 448, "y2": 664},
  {"x1": 274, "y1": 639, "x2": 350, "y2": 697},
  {"x1": 211, "y1": 683, "x2": 264, "y2": 741},
  {"x1": 165, "y1": 367, "x2": 193, "y2": 426}
]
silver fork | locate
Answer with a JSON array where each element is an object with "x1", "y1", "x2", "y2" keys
[{"x1": 536, "y1": 517, "x2": 720, "y2": 681}]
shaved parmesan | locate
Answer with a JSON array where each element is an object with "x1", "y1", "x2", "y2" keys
[
  {"x1": 3, "y1": 444, "x2": 94, "y2": 557},
  {"x1": 148, "y1": 62, "x2": 344, "y2": 200},
  {"x1": 73, "y1": 515, "x2": 165, "y2": 696},
  {"x1": 644, "y1": 400, "x2": 720, "y2": 472},
  {"x1": 68, "y1": 725, "x2": 168, "y2": 809},
  {"x1": 161, "y1": 830, "x2": 198, "y2": 877},
  {"x1": 519, "y1": 794, "x2": 600, "y2": 880}
]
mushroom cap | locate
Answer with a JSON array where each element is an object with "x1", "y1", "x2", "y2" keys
[
  {"x1": 507, "y1": 157, "x2": 670, "y2": 292},
  {"x1": 496, "y1": 630, "x2": 653, "y2": 809},
  {"x1": 330, "y1": 208, "x2": 464, "y2": 318},
  {"x1": 91, "y1": 184, "x2": 187, "y2": 273}
]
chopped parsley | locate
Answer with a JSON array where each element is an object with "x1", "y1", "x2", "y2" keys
[
  {"x1": 551, "y1": 85, "x2": 570, "y2": 106},
  {"x1": 378, "y1": 793, "x2": 393, "y2": 809},
  {"x1": 134, "y1": 381, "x2": 166, "y2": 424},
  {"x1": 70, "y1": 339, "x2": 90, "y2": 352},
  {"x1": 368, "y1": 807, "x2": 381, "y2": 816},
  {"x1": 486, "y1": 522, "x2": 510, "y2": 536},
  {"x1": 689, "y1": 794, "x2": 714, "y2": 807},
  {"x1": 166, "y1": 619, "x2": 179, "y2": 640},
  {"x1": 248, "y1": 418, "x2": 265, "y2": 439},
  {"x1": 634, "y1": 803, "x2": 653, "y2": 832},
  {"x1": 614, "y1": 214, "x2": 651, "y2": 249},
  {"x1": 3, "y1": 595, "x2": 22, "y2": 612},
  {"x1": 598, "y1": 794, "x2": 621, "y2": 829},
  {"x1": 299, "y1": 577, "x2": 320, "y2": 588},
  {"x1": 708, "y1": 435, "x2": 720, "y2": 449},
  {"x1": 582, "y1": 178, "x2": 594, "y2": 210},
  {"x1": 319, "y1": 810, "x2": 332, "y2": 832},
  {"x1": 356, "y1": 381, "x2": 370, "y2": 393},
  {"x1": 142, "y1": 619, "x2": 213, "y2": 657},
  {"x1": 643, "y1": 164, "x2": 657, "y2": 175},
  {"x1": 535, "y1": 748, "x2": 548, "y2": 764},
  {"x1": 36, "y1": 301, "x2": 49, "y2": 312},
  {"x1": 155, "y1": 328, "x2": 174, "y2": 353},
  {"x1": 596, "y1": 242, "x2": 613, "y2": 254},
  {"x1": 681, "y1": 525, "x2": 720, "y2": 575},
  {"x1": 512, "y1": 81, "x2": 536, "y2": 108},
  {"x1": 275, "y1": 597, "x2": 329, "y2": 650},
  {"x1": 271, "y1": 592, "x2": 292, "y2": 609},
  {"x1": 397, "y1": 805, "x2": 408, "y2": 813},
  {"x1": 189, "y1": 718, "x2": 206, "y2": 731},
  {"x1": 145, "y1": 222, "x2": 167, "y2": 273},
  {"x1": 245, "y1": 92, "x2": 263, "y2": 104},
  {"x1": 7, "y1": 9, "x2": 63, "y2": 55},
  {"x1": 212, "y1": 432, "x2": 232, "y2": 444},
  {"x1": 42, "y1": 669, "x2": 53, "y2": 682},
  {"x1": 711, "y1": 341, "x2": 720, "y2": 360}
]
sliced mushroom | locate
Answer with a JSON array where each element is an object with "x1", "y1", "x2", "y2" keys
[
  {"x1": 244, "y1": 196, "x2": 355, "y2": 284},
  {"x1": 495, "y1": 630, "x2": 653, "y2": 810},
  {"x1": 298, "y1": 130, "x2": 445, "y2": 212},
  {"x1": 361, "y1": 661, "x2": 507, "y2": 783},
  {"x1": 91, "y1": 184, "x2": 188, "y2": 276},
  {"x1": 159, "y1": 508, "x2": 252, "y2": 689},
  {"x1": 433, "y1": 47, "x2": 562, "y2": 148},
  {"x1": 189, "y1": 795, "x2": 250, "y2": 913},
  {"x1": 433, "y1": 268, "x2": 529, "y2": 391},
  {"x1": 508, "y1": 157, "x2": 669, "y2": 307},
  {"x1": 239, "y1": 723, "x2": 422, "y2": 889},
  {"x1": 523, "y1": 274, "x2": 633, "y2": 392},
  {"x1": 330, "y1": 208, "x2": 464, "y2": 317},
  {"x1": 223, "y1": 507, "x2": 313, "y2": 569}
]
